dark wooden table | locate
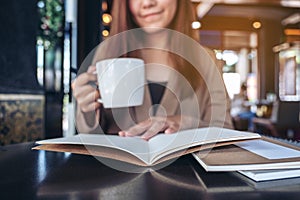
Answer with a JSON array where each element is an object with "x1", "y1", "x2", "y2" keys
[{"x1": 1, "y1": 142, "x2": 300, "y2": 200}]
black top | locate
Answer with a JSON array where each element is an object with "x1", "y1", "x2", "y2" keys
[{"x1": 148, "y1": 81, "x2": 167, "y2": 115}]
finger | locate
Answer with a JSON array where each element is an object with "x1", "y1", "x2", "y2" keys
[
  {"x1": 164, "y1": 120, "x2": 180, "y2": 134},
  {"x1": 118, "y1": 131, "x2": 126, "y2": 137},
  {"x1": 78, "y1": 89, "x2": 100, "y2": 104},
  {"x1": 123, "y1": 125, "x2": 149, "y2": 137},
  {"x1": 123, "y1": 119, "x2": 152, "y2": 137},
  {"x1": 87, "y1": 65, "x2": 96, "y2": 73},
  {"x1": 73, "y1": 84, "x2": 97, "y2": 100},
  {"x1": 72, "y1": 66, "x2": 96, "y2": 90},
  {"x1": 141, "y1": 120, "x2": 166, "y2": 140},
  {"x1": 72, "y1": 71, "x2": 97, "y2": 90},
  {"x1": 77, "y1": 90, "x2": 101, "y2": 113},
  {"x1": 81, "y1": 101, "x2": 101, "y2": 113},
  {"x1": 164, "y1": 127, "x2": 178, "y2": 134},
  {"x1": 78, "y1": 89, "x2": 99, "y2": 104}
]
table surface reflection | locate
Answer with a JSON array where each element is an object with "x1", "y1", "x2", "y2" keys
[{"x1": 0, "y1": 142, "x2": 300, "y2": 200}]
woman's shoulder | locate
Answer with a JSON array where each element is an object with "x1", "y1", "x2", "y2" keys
[{"x1": 200, "y1": 45, "x2": 216, "y2": 59}]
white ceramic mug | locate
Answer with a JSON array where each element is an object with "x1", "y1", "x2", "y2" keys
[{"x1": 96, "y1": 58, "x2": 145, "y2": 108}]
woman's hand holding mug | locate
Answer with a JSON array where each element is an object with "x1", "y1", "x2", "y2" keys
[{"x1": 72, "y1": 66, "x2": 101, "y2": 113}]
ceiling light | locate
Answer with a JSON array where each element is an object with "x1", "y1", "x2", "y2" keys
[
  {"x1": 102, "y1": 13, "x2": 112, "y2": 24},
  {"x1": 102, "y1": 30, "x2": 109, "y2": 37},
  {"x1": 192, "y1": 21, "x2": 201, "y2": 29},
  {"x1": 252, "y1": 21, "x2": 262, "y2": 29},
  {"x1": 102, "y1": 1, "x2": 108, "y2": 11},
  {"x1": 280, "y1": 0, "x2": 300, "y2": 8}
]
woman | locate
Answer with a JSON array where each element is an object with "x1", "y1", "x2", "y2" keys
[{"x1": 72, "y1": 0, "x2": 233, "y2": 140}]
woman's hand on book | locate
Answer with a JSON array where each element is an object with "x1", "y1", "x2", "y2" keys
[{"x1": 118, "y1": 115, "x2": 197, "y2": 140}]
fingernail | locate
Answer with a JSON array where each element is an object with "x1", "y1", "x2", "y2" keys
[
  {"x1": 118, "y1": 131, "x2": 125, "y2": 137},
  {"x1": 141, "y1": 136, "x2": 149, "y2": 141},
  {"x1": 164, "y1": 129, "x2": 174, "y2": 134}
]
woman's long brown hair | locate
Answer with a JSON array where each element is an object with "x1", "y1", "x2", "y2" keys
[{"x1": 93, "y1": 0, "x2": 203, "y2": 90}]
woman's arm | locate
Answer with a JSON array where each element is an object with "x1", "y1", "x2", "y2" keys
[{"x1": 72, "y1": 66, "x2": 103, "y2": 133}]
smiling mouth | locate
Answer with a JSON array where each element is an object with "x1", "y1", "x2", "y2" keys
[{"x1": 141, "y1": 10, "x2": 163, "y2": 18}]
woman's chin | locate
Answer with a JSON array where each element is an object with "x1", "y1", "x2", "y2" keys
[{"x1": 141, "y1": 26, "x2": 168, "y2": 34}]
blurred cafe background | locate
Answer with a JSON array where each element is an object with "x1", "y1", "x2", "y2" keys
[{"x1": 0, "y1": 0, "x2": 299, "y2": 145}]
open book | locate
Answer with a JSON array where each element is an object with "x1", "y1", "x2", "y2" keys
[{"x1": 33, "y1": 127, "x2": 260, "y2": 166}]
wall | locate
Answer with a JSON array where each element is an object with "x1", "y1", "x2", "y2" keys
[
  {"x1": 77, "y1": 0, "x2": 102, "y2": 68},
  {"x1": 0, "y1": 0, "x2": 41, "y2": 93},
  {"x1": 258, "y1": 18, "x2": 283, "y2": 98},
  {"x1": 0, "y1": 0, "x2": 45, "y2": 144},
  {"x1": 201, "y1": 16, "x2": 284, "y2": 99}
]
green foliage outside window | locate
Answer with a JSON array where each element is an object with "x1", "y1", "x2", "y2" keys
[{"x1": 37, "y1": 0, "x2": 64, "y2": 49}]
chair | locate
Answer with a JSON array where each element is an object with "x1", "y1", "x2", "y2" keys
[
  {"x1": 252, "y1": 101, "x2": 300, "y2": 139},
  {"x1": 232, "y1": 116, "x2": 250, "y2": 131}
]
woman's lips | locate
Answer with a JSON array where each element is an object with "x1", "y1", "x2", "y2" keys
[{"x1": 141, "y1": 10, "x2": 163, "y2": 19}]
